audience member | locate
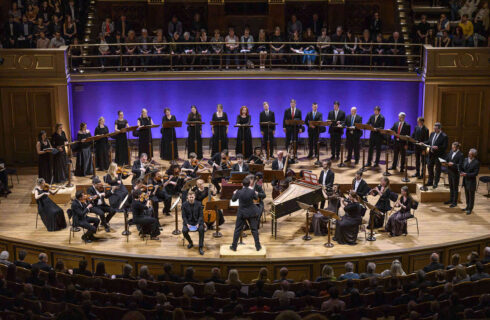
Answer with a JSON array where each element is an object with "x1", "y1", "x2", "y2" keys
[
  {"x1": 458, "y1": 14, "x2": 474, "y2": 46},
  {"x1": 183, "y1": 267, "x2": 198, "y2": 283},
  {"x1": 204, "y1": 267, "x2": 224, "y2": 284},
  {"x1": 94, "y1": 262, "x2": 109, "y2": 278},
  {"x1": 49, "y1": 31, "x2": 65, "y2": 48},
  {"x1": 32, "y1": 253, "x2": 52, "y2": 272},
  {"x1": 466, "y1": 251, "x2": 479, "y2": 266},
  {"x1": 117, "y1": 264, "x2": 135, "y2": 280},
  {"x1": 360, "y1": 262, "x2": 379, "y2": 279},
  {"x1": 316, "y1": 265, "x2": 336, "y2": 282},
  {"x1": 158, "y1": 263, "x2": 181, "y2": 282},
  {"x1": 338, "y1": 262, "x2": 359, "y2": 280},
  {"x1": 272, "y1": 281, "x2": 295, "y2": 311},
  {"x1": 73, "y1": 259, "x2": 92, "y2": 277},
  {"x1": 26, "y1": 265, "x2": 45, "y2": 287},
  {"x1": 482, "y1": 247, "x2": 490, "y2": 264},
  {"x1": 14, "y1": 250, "x2": 31, "y2": 269},
  {"x1": 274, "y1": 267, "x2": 294, "y2": 283},
  {"x1": 252, "y1": 267, "x2": 270, "y2": 283},
  {"x1": 470, "y1": 262, "x2": 490, "y2": 281},
  {"x1": 321, "y1": 286, "x2": 346, "y2": 312},
  {"x1": 0, "y1": 251, "x2": 12, "y2": 266},
  {"x1": 452, "y1": 265, "x2": 470, "y2": 284},
  {"x1": 225, "y1": 269, "x2": 242, "y2": 289},
  {"x1": 423, "y1": 252, "x2": 445, "y2": 273},
  {"x1": 287, "y1": 14, "x2": 303, "y2": 37}
]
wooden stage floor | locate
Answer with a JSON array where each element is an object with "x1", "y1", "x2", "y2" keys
[{"x1": 1, "y1": 148, "x2": 489, "y2": 262}]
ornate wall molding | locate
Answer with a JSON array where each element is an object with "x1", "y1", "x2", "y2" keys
[{"x1": 423, "y1": 45, "x2": 490, "y2": 78}]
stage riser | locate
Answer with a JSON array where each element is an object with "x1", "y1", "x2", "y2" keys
[
  {"x1": 416, "y1": 184, "x2": 462, "y2": 203},
  {"x1": 0, "y1": 235, "x2": 487, "y2": 284}
]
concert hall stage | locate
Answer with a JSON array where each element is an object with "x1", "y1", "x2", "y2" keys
[{"x1": 1, "y1": 147, "x2": 488, "y2": 282}]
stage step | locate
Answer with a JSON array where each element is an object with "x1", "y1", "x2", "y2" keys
[{"x1": 416, "y1": 183, "x2": 461, "y2": 203}]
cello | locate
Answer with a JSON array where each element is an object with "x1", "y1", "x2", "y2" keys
[{"x1": 201, "y1": 177, "x2": 218, "y2": 225}]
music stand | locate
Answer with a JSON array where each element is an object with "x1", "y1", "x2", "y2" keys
[
  {"x1": 210, "y1": 121, "x2": 229, "y2": 154},
  {"x1": 197, "y1": 171, "x2": 212, "y2": 181},
  {"x1": 170, "y1": 197, "x2": 181, "y2": 235},
  {"x1": 205, "y1": 200, "x2": 229, "y2": 237},
  {"x1": 234, "y1": 124, "x2": 253, "y2": 156},
  {"x1": 162, "y1": 121, "x2": 182, "y2": 161},
  {"x1": 260, "y1": 121, "x2": 278, "y2": 160},
  {"x1": 379, "y1": 129, "x2": 395, "y2": 176},
  {"x1": 230, "y1": 172, "x2": 248, "y2": 183},
  {"x1": 263, "y1": 170, "x2": 285, "y2": 183},
  {"x1": 285, "y1": 119, "x2": 305, "y2": 162},
  {"x1": 318, "y1": 208, "x2": 340, "y2": 248},
  {"x1": 355, "y1": 123, "x2": 374, "y2": 172},
  {"x1": 182, "y1": 178, "x2": 199, "y2": 191},
  {"x1": 357, "y1": 197, "x2": 381, "y2": 241},
  {"x1": 297, "y1": 201, "x2": 314, "y2": 241},
  {"x1": 249, "y1": 164, "x2": 265, "y2": 174},
  {"x1": 309, "y1": 120, "x2": 332, "y2": 166},
  {"x1": 395, "y1": 135, "x2": 414, "y2": 183},
  {"x1": 186, "y1": 121, "x2": 205, "y2": 157},
  {"x1": 212, "y1": 169, "x2": 231, "y2": 181}
]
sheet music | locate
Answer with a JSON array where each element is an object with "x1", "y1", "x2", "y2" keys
[
  {"x1": 438, "y1": 158, "x2": 447, "y2": 164},
  {"x1": 230, "y1": 199, "x2": 239, "y2": 207}
]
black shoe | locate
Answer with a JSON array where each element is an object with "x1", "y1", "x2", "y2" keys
[
  {"x1": 105, "y1": 226, "x2": 111, "y2": 232},
  {"x1": 444, "y1": 201, "x2": 452, "y2": 205},
  {"x1": 187, "y1": 243, "x2": 194, "y2": 249},
  {"x1": 450, "y1": 204, "x2": 457, "y2": 208},
  {"x1": 355, "y1": 161, "x2": 359, "y2": 165},
  {"x1": 365, "y1": 163, "x2": 372, "y2": 167},
  {"x1": 462, "y1": 207, "x2": 468, "y2": 211},
  {"x1": 433, "y1": 184, "x2": 438, "y2": 189},
  {"x1": 307, "y1": 154, "x2": 313, "y2": 159},
  {"x1": 344, "y1": 159, "x2": 351, "y2": 163},
  {"x1": 427, "y1": 181, "x2": 433, "y2": 186},
  {"x1": 229, "y1": 246, "x2": 237, "y2": 252},
  {"x1": 150, "y1": 236, "x2": 159, "y2": 240},
  {"x1": 466, "y1": 210, "x2": 472, "y2": 215},
  {"x1": 373, "y1": 163, "x2": 380, "y2": 167},
  {"x1": 418, "y1": 175, "x2": 423, "y2": 179},
  {"x1": 412, "y1": 173, "x2": 420, "y2": 178},
  {"x1": 165, "y1": 212, "x2": 170, "y2": 216},
  {"x1": 199, "y1": 247, "x2": 204, "y2": 255},
  {"x1": 389, "y1": 166, "x2": 396, "y2": 170},
  {"x1": 256, "y1": 245, "x2": 262, "y2": 251},
  {"x1": 400, "y1": 169, "x2": 405, "y2": 173}
]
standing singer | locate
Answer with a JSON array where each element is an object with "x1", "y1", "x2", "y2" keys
[
  {"x1": 366, "y1": 106, "x2": 385, "y2": 167},
  {"x1": 327, "y1": 101, "x2": 345, "y2": 160},
  {"x1": 260, "y1": 102, "x2": 275, "y2": 158},
  {"x1": 283, "y1": 99, "x2": 303, "y2": 159},
  {"x1": 305, "y1": 102, "x2": 323, "y2": 159}
]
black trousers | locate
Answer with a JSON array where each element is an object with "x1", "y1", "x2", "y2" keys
[
  {"x1": 0, "y1": 171, "x2": 8, "y2": 191},
  {"x1": 346, "y1": 133, "x2": 360, "y2": 161},
  {"x1": 464, "y1": 181, "x2": 476, "y2": 211},
  {"x1": 183, "y1": 223, "x2": 204, "y2": 248},
  {"x1": 448, "y1": 170, "x2": 460, "y2": 205},
  {"x1": 330, "y1": 132, "x2": 342, "y2": 157},
  {"x1": 285, "y1": 127, "x2": 300, "y2": 154},
  {"x1": 134, "y1": 215, "x2": 160, "y2": 237},
  {"x1": 231, "y1": 213, "x2": 260, "y2": 249},
  {"x1": 427, "y1": 155, "x2": 441, "y2": 185},
  {"x1": 212, "y1": 178, "x2": 221, "y2": 194},
  {"x1": 90, "y1": 205, "x2": 116, "y2": 228},
  {"x1": 153, "y1": 189, "x2": 172, "y2": 214},
  {"x1": 392, "y1": 142, "x2": 407, "y2": 170},
  {"x1": 414, "y1": 146, "x2": 424, "y2": 175},
  {"x1": 367, "y1": 136, "x2": 382, "y2": 164},
  {"x1": 78, "y1": 216, "x2": 100, "y2": 237},
  {"x1": 262, "y1": 130, "x2": 274, "y2": 158},
  {"x1": 308, "y1": 131, "x2": 320, "y2": 157}
]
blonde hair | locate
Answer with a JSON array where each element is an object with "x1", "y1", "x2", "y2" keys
[
  {"x1": 108, "y1": 162, "x2": 118, "y2": 178},
  {"x1": 322, "y1": 265, "x2": 334, "y2": 279},
  {"x1": 98, "y1": 116, "x2": 105, "y2": 126},
  {"x1": 390, "y1": 260, "x2": 404, "y2": 276},
  {"x1": 227, "y1": 269, "x2": 240, "y2": 283}
]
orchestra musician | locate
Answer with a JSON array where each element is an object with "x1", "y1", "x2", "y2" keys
[
  {"x1": 311, "y1": 184, "x2": 341, "y2": 236},
  {"x1": 390, "y1": 112, "x2": 411, "y2": 172},
  {"x1": 229, "y1": 177, "x2": 262, "y2": 252},
  {"x1": 411, "y1": 117, "x2": 429, "y2": 179},
  {"x1": 75, "y1": 122, "x2": 93, "y2": 177},
  {"x1": 164, "y1": 163, "x2": 188, "y2": 197},
  {"x1": 259, "y1": 102, "x2": 275, "y2": 158},
  {"x1": 33, "y1": 178, "x2": 67, "y2": 231},
  {"x1": 344, "y1": 107, "x2": 363, "y2": 165},
  {"x1": 333, "y1": 191, "x2": 364, "y2": 245},
  {"x1": 94, "y1": 116, "x2": 110, "y2": 171},
  {"x1": 136, "y1": 108, "x2": 155, "y2": 158},
  {"x1": 114, "y1": 110, "x2": 130, "y2": 166},
  {"x1": 160, "y1": 107, "x2": 179, "y2": 160},
  {"x1": 192, "y1": 179, "x2": 224, "y2": 229},
  {"x1": 131, "y1": 189, "x2": 160, "y2": 240},
  {"x1": 460, "y1": 148, "x2": 480, "y2": 215},
  {"x1": 181, "y1": 152, "x2": 200, "y2": 178},
  {"x1": 51, "y1": 123, "x2": 68, "y2": 183},
  {"x1": 248, "y1": 147, "x2": 265, "y2": 165},
  {"x1": 318, "y1": 160, "x2": 335, "y2": 209},
  {"x1": 148, "y1": 170, "x2": 172, "y2": 218},
  {"x1": 305, "y1": 102, "x2": 323, "y2": 159},
  {"x1": 368, "y1": 177, "x2": 392, "y2": 229},
  {"x1": 36, "y1": 130, "x2": 53, "y2": 182},
  {"x1": 131, "y1": 153, "x2": 150, "y2": 184},
  {"x1": 352, "y1": 170, "x2": 370, "y2": 201},
  {"x1": 208, "y1": 149, "x2": 230, "y2": 193},
  {"x1": 385, "y1": 186, "x2": 413, "y2": 237},
  {"x1": 444, "y1": 142, "x2": 464, "y2": 208},
  {"x1": 186, "y1": 105, "x2": 203, "y2": 159},
  {"x1": 283, "y1": 99, "x2": 303, "y2": 160},
  {"x1": 249, "y1": 173, "x2": 266, "y2": 224},
  {"x1": 86, "y1": 177, "x2": 116, "y2": 232},
  {"x1": 271, "y1": 151, "x2": 288, "y2": 171},
  {"x1": 424, "y1": 122, "x2": 448, "y2": 189},
  {"x1": 235, "y1": 106, "x2": 253, "y2": 158},
  {"x1": 71, "y1": 191, "x2": 100, "y2": 243},
  {"x1": 104, "y1": 162, "x2": 130, "y2": 210},
  {"x1": 231, "y1": 154, "x2": 249, "y2": 173},
  {"x1": 365, "y1": 106, "x2": 385, "y2": 167},
  {"x1": 181, "y1": 191, "x2": 205, "y2": 255},
  {"x1": 211, "y1": 104, "x2": 229, "y2": 155},
  {"x1": 327, "y1": 101, "x2": 346, "y2": 160}
]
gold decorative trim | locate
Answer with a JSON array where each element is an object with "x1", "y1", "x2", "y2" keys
[
  {"x1": 147, "y1": 0, "x2": 164, "y2": 3},
  {"x1": 208, "y1": 0, "x2": 224, "y2": 4}
]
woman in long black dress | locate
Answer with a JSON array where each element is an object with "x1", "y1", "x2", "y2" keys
[
  {"x1": 385, "y1": 186, "x2": 413, "y2": 236},
  {"x1": 160, "y1": 108, "x2": 179, "y2": 160},
  {"x1": 51, "y1": 123, "x2": 68, "y2": 183},
  {"x1": 75, "y1": 122, "x2": 93, "y2": 177},
  {"x1": 136, "y1": 108, "x2": 155, "y2": 159},
  {"x1": 104, "y1": 162, "x2": 129, "y2": 210},
  {"x1": 211, "y1": 104, "x2": 228, "y2": 155},
  {"x1": 33, "y1": 178, "x2": 66, "y2": 231},
  {"x1": 36, "y1": 130, "x2": 52, "y2": 182},
  {"x1": 114, "y1": 111, "x2": 130, "y2": 166},
  {"x1": 186, "y1": 105, "x2": 203, "y2": 159},
  {"x1": 311, "y1": 184, "x2": 341, "y2": 236},
  {"x1": 235, "y1": 106, "x2": 253, "y2": 158},
  {"x1": 94, "y1": 117, "x2": 110, "y2": 171},
  {"x1": 368, "y1": 177, "x2": 392, "y2": 229},
  {"x1": 333, "y1": 191, "x2": 363, "y2": 245}
]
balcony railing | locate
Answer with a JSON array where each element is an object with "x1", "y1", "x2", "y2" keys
[{"x1": 68, "y1": 41, "x2": 424, "y2": 73}]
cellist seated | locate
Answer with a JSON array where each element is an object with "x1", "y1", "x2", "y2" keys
[{"x1": 193, "y1": 179, "x2": 224, "y2": 230}]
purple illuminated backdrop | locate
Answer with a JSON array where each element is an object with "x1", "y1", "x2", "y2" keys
[{"x1": 71, "y1": 79, "x2": 423, "y2": 139}]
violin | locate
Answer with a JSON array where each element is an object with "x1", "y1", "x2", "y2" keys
[
  {"x1": 221, "y1": 155, "x2": 232, "y2": 169},
  {"x1": 141, "y1": 184, "x2": 155, "y2": 192},
  {"x1": 42, "y1": 183, "x2": 63, "y2": 192},
  {"x1": 116, "y1": 166, "x2": 131, "y2": 176},
  {"x1": 139, "y1": 192, "x2": 149, "y2": 202}
]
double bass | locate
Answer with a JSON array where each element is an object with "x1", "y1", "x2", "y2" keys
[{"x1": 201, "y1": 177, "x2": 218, "y2": 225}]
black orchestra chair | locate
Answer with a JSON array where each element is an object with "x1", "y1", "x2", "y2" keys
[
  {"x1": 406, "y1": 199, "x2": 420, "y2": 236},
  {"x1": 478, "y1": 176, "x2": 490, "y2": 197}
]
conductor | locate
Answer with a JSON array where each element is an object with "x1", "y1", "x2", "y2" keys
[{"x1": 229, "y1": 177, "x2": 262, "y2": 252}]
